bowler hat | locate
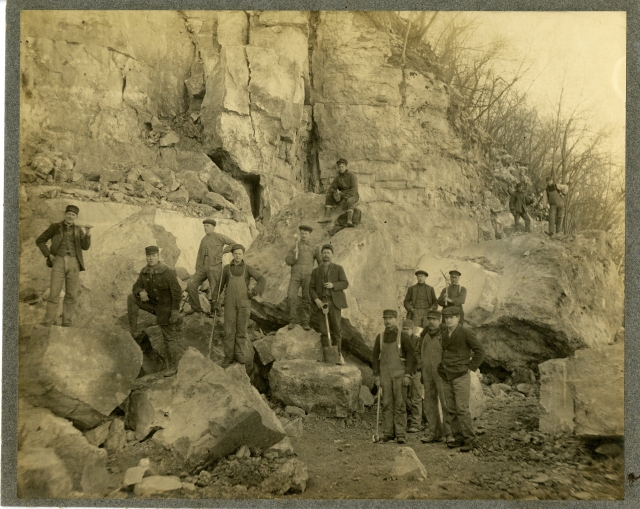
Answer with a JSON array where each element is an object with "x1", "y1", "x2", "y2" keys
[
  {"x1": 230, "y1": 243, "x2": 245, "y2": 253},
  {"x1": 415, "y1": 270, "x2": 428, "y2": 277},
  {"x1": 299, "y1": 224, "x2": 313, "y2": 233},
  {"x1": 402, "y1": 319, "x2": 414, "y2": 328},
  {"x1": 442, "y1": 306, "x2": 461, "y2": 316},
  {"x1": 449, "y1": 270, "x2": 462, "y2": 277},
  {"x1": 65, "y1": 204, "x2": 79, "y2": 215},
  {"x1": 203, "y1": 218, "x2": 217, "y2": 226},
  {"x1": 427, "y1": 310, "x2": 442, "y2": 319},
  {"x1": 145, "y1": 245, "x2": 159, "y2": 255},
  {"x1": 321, "y1": 243, "x2": 334, "y2": 253},
  {"x1": 383, "y1": 309, "x2": 398, "y2": 318}
]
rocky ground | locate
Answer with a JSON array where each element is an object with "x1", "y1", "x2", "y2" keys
[{"x1": 102, "y1": 381, "x2": 623, "y2": 501}]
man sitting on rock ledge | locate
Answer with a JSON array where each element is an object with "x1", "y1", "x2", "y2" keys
[
  {"x1": 319, "y1": 158, "x2": 359, "y2": 226},
  {"x1": 128, "y1": 246, "x2": 184, "y2": 377}
]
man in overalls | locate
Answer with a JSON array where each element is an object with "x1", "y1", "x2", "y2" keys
[
  {"x1": 415, "y1": 310, "x2": 450, "y2": 444},
  {"x1": 285, "y1": 225, "x2": 321, "y2": 330},
  {"x1": 372, "y1": 309, "x2": 417, "y2": 444},
  {"x1": 542, "y1": 176, "x2": 569, "y2": 236},
  {"x1": 437, "y1": 270, "x2": 467, "y2": 324},
  {"x1": 186, "y1": 219, "x2": 237, "y2": 315},
  {"x1": 216, "y1": 244, "x2": 266, "y2": 370}
]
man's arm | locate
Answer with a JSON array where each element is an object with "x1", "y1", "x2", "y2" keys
[
  {"x1": 437, "y1": 287, "x2": 447, "y2": 307},
  {"x1": 451, "y1": 287, "x2": 467, "y2": 306},
  {"x1": 509, "y1": 194, "x2": 516, "y2": 212},
  {"x1": 167, "y1": 270, "x2": 182, "y2": 310},
  {"x1": 284, "y1": 245, "x2": 297, "y2": 266},
  {"x1": 372, "y1": 335, "x2": 381, "y2": 376},
  {"x1": 247, "y1": 265, "x2": 266, "y2": 296},
  {"x1": 332, "y1": 265, "x2": 349, "y2": 291},
  {"x1": 429, "y1": 286, "x2": 438, "y2": 310},
  {"x1": 403, "y1": 287, "x2": 413, "y2": 312},
  {"x1": 218, "y1": 265, "x2": 229, "y2": 295},
  {"x1": 413, "y1": 333, "x2": 423, "y2": 367},
  {"x1": 402, "y1": 333, "x2": 417, "y2": 375},
  {"x1": 195, "y1": 239, "x2": 205, "y2": 269},
  {"x1": 309, "y1": 268, "x2": 320, "y2": 301},
  {"x1": 466, "y1": 328, "x2": 485, "y2": 372},
  {"x1": 557, "y1": 184, "x2": 569, "y2": 195},
  {"x1": 35, "y1": 224, "x2": 56, "y2": 258},
  {"x1": 132, "y1": 270, "x2": 145, "y2": 297},
  {"x1": 327, "y1": 175, "x2": 338, "y2": 192},
  {"x1": 542, "y1": 189, "x2": 548, "y2": 207},
  {"x1": 80, "y1": 229, "x2": 91, "y2": 250},
  {"x1": 342, "y1": 173, "x2": 358, "y2": 198}
]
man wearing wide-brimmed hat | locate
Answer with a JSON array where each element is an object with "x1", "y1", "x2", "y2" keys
[
  {"x1": 36, "y1": 204, "x2": 92, "y2": 327},
  {"x1": 404, "y1": 269, "x2": 438, "y2": 327}
]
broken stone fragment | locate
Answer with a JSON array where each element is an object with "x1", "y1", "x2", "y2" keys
[
  {"x1": 260, "y1": 458, "x2": 308, "y2": 495},
  {"x1": 133, "y1": 475, "x2": 182, "y2": 497},
  {"x1": 84, "y1": 420, "x2": 111, "y2": 447},
  {"x1": 159, "y1": 131, "x2": 180, "y2": 147},
  {"x1": 267, "y1": 437, "x2": 295, "y2": 457},
  {"x1": 390, "y1": 447, "x2": 427, "y2": 481}
]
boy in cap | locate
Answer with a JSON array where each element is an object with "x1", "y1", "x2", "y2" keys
[
  {"x1": 216, "y1": 244, "x2": 266, "y2": 370},
  {"x1": 509, "y1": 182, "x2": 533, "y2": 233},
  {"x1": 438, "y1": 270, "x2": 467, "y2": 324},
  {"x1": 438, "y1": 306, "x2": 485, "y2": 451},
  {"x1": 542, "y1": 176, "x2": 569, "y2": 236},
  {"x1": 309, "y1": 243, "x2": 349, "y2": 364},
  {"x1": 372, "y1": 310, "x2": 417, "y2": 444},
  {"x1": 36, "y1": 204, "x2": 92, "y2": 327},
  {"x1": 402, "y1": 319, "x2": 423, "y2": 433},
  {"x1": 285, "y1": 225, "x2": 321, "y2": 330},
  {"x1": 404, "y1": 270, "x2": 438, "y2": 327},
  {"x1": 320, "y1": 158, "x2": 359, "y2": 226},
  {"x1": 128, "y1": 246, "x2": 184, "y2": 376},
  {"x1": 414, "y1": 309, "x2": 450, "y2": 443},
  {"x1": 186, "y1": 219, "x2": 237, "y2": 316}
]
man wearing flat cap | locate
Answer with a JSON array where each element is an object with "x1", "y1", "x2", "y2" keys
[
  {"x1": 36, "y1": 204, "x2": 92, "y2": 327},
  {"x1": 320, "y1": 158, "x2": 359, "y2": 226},
  {"x1": 414, "y1": 309, "x2": 450, "y2": 444},
  {"x1": 404, "y1": 270, "x2": 438, "y2": 327},
  {"x1": 372, "y1": 310, "x2": 417, "y2": 444},
  {"x1": 438, "y1": 270, "x2": 467, "y2": 324},
  {"x1": 401, "y1": 319, "x2": 423, "y2": 433},
  {"x1": 285, "y1": 225, "x2": 321, "y2": 331},
  {"x1": 309, "y1": 244, "x2": 349, "y2": 364},
  {"x1": 128, "y1": 246, "x2": 184, "y2": 377},
  {"x1": 186, "y1": 219, "x2": 237, "y2": 316},
  {"x1": 216, "y1": 244, "x2": 266, "y2": 370},
  {"x1": 438, "y1": 306, "x2": 485, "y2": 451}
]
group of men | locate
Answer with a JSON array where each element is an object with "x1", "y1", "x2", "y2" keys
[{"x1": 510, "y1": 176, "x2": 570, "y2": 236}]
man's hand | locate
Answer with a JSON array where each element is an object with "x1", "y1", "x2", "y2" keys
[
  {"x1": 139, "y1": 290, "x2": 149, "y2": 302},
  {"x1": 48, "y1": 254, "x2": 56, "y2": 265},
  {"x1": 321, "y1": 303, "x2": 330, "y2": 315},
  {"x1": 315, "y1": 298, "x2": 324, "y2": 310},
  {"x1": 83, "y1": 226, "x2": 92, "y2": 236},
  {"x1": 374, "y1": 376, "x2": 380, "y2": 387},
  {"x1": 323, "y1": 282, "x2": 334, "y2": 289},
  {"x1": 402, "y1": 375, "x2": 411, "y2": 387},
  {"x1": 445, "y1": 297, "x2": 453, "y2": 304},
  {"x1": 214, "y1": 301, "x2": 223, "y2": 314},
  {"x1": 248, "y1": 289, "x2": 258, "y2": 298},
  {"x1": 169, "y1": 310, "x2": 181, "y2": 324}
]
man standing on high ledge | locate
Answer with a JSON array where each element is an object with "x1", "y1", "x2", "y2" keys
[{"x1": 319, "y1": 158, "x2": 359, "y2": 226}]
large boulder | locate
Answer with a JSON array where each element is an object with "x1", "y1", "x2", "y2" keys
[
  {"x1": 124, "y1": 348, "x2": 285, "y2": 470},
  {"x1": 253, "y1": 326, "x2": 324, "y2": 364},
  {"x1": 269, "y1": 360, "x2": 362, "y2": 416},
  {"x1": 538, "y1": 340, "x2": 624, "y2": 437},
  {"x1": 417, "y1": 231, "x2": 624, "y2": 371},
  {"x1": 19, "y1": 325, "x2": 142, "y2": 430},
  {"x1": 17, "y1": 400, "x2": 110, "y2": 497}
]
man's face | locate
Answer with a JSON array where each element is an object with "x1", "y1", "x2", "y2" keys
[
  {"x1": 232, "y1": 249, "x2": 244, "y2": 263},
  {"x1": 204, "y1": 224, "x2": 215, "y2": 234},
  {"x1": 383, "y1": 316, "x2": 397, "y2": 329},
  {"x1": 299, "y1": 229, "x2": 310, "y2": 241},
  {"x1": 402, "y1": 326, "x2": 412, "y2": 334},
  {"x1": 337, "y1": 163, "x2": 347, "y2": 174},
  {"x1": 417, "y1": 274, "x2": 426, "y2": 284},
  {"x1": 546, "y1": 178, "x2": 553, "y2": 186},
  {"x1": 444, "y1": 314, "x2": 460, "y2": 329},
  {"x1": 64, "y1": 211, "x2": 78, "y2": 225},
  {"x1": 427, "y1": 317, "x2": 441, "y2": 329},
  {"x1": 450, "y1": 274, "x2": 460, "y2": 285},
  {"x1": 146, "y1": 253, "x2": 160, "y2": 267},
  {"x1": 321, "y1": 249, "x2": 333, "y2": 262}
]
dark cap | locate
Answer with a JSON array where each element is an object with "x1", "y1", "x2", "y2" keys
[
  {"x1": 321, "y1": 243, "x2": 334, "y2": 253},
  {"x1": 65, "y1": 204, "x2": 79, "y2": 215},
  {"x1": 449, "y1": 270, "x2": 462, "y2": 277},
  {"x1": 145, "y1": 245, "x2": 160, "y2": 255},
  {"x1": 515, "y1": 182, "x2": 523, "y2": 189},
  {"x1": 336, "y1": 158, "x2": 348, "y2": 166},
  {"x1": 442, "y1": 306, "x2": 461, "y2": 316},
  {"x1": 427, "y1": 310, "x2": 442, "y2": 319},
  {"x1": 383, "y1": 309, "x2": 398, "y2": 318},
  {"x1": 299, "y1": 224, "x2": 313, "y2": 233},
  {"x1": 546, "y1": 175, "x2": 554, "y2": 181},
  {"x1": 402, "y1": 319, "x2": 414, "y2": 328},
  {"x1": 230, "y1": 243, "x2": 245, "y2": 253},
  {"x1": 415, "y1": 270, "x2": 428, "y2": 277},
  {"x1": 203, "y1": 218, "x2": 217, "y2": 226}
]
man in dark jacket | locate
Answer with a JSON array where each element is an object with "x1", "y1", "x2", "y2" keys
[
  {"x1": 438, "y1": 306, "x2": 485, "y2": 451},
  {"x1": 217, "y1": 244, "x2": 266, "y2": 369},
  {"x1": 404, "y1": 270, "x2": 438, "y2": 327},
  {"x1": 509, "y1": 182, "x2": 533, "y2": 233},
  {"x1": 437, "y1": 270, "x2": 467, "y2": 324},
  {"x1": 542, "y1": 176, "x2": 569, "y2": 236},
  {"x1": 372, "y1": 309, "x2": 417, "y2": 444},
  {"x1": 128, "y1": 246, "x2": 184, "y2": 377},
  {"x1": 320, "y1": 158, "x2": 359, "y2": 226},
  {"x1": 285, "y1": 225, "x2": 321, "y2": 330},
  {"x1": 402, "y1": 319, "x2": 423, "y2": 433},
  {"x1": 309, "y1": 244, "x2": 349, "y2": 364},
  {"x1": 36, "y1": 204, "x2": 91, "y2": 327}
]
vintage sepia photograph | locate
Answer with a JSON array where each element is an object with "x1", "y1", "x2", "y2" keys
[{"x1": 12, "y1": 7, "x2": 625, "y2": 502}]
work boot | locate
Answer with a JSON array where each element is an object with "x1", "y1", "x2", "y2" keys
[
  {"x1": 407, "y1": 426, "x2": 421, "y2": 434},
  {"x1": 346, "y1": 209, "x2": 354, "y2": 227},
  {"x1": 288, "y1": 322, "x2": 297, "y2": 330},
  {"x1": 336, "y1": 353, "x2": 345, "y2": 366},
  {"x1": 396, "y1": 437, "x2": 406, "y2": 445},
  {"x1": 301, "y1": 323, "x2": 311, "y2": 331},
  {"x1": 447, "y1": 438, "x2": 463, "y2": 448},
  {"x1": 163, "y1": 349, "x2": 178, "y2": 377},
  {"x1": 421, "y1": 433, "x2": 437, "y2": 444},
  {"x1": 219, "y1": 359, "x2": 234, "y2": 368},
  {"x1": 460, "y1": 440, "x2": 477, "y2": 452},
  {"x1": 379, "y1": 436, "x2": 395, "y2": 443}
]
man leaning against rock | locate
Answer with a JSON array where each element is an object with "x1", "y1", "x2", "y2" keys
[
  {"x1": 36, "y1": 204, "x2": 91, "y2": 327},
  {"x1": 127, "y1": 246, "x2": 184, "y2": 377},
  {"x1": 319, "y1": 158, "x2": 359, "y2": 226}
]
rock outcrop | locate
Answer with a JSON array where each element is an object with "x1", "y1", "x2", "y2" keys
[
  {"x1": 19, "y1": 325, "x2": 142, "y2": 430},
  {"x1": 124, "y1": 348, "x2": 285, "y2": 470},
  {"x1": 538, "y1": 340, "x2": 624, "y2": 437}
]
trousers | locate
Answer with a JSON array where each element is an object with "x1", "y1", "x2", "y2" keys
[
  {"x1": 513, "y1": 211, "x2": 531, "y2": 233},
  {"x1": 223, "y1": 267, "x2": 253, "y2": 365},
  {"x1": 422, "y1": 368, "x2": 450, "y2": 439},
  {"x1": 287, "y1": 272, "x2": 312, "y2": 325},
  {"x1": 403, "y1": 372, "x2": 423, "y2": 429},
  {"x1": 43, "y1": 255, "x2": 80, "y2": 326},
  {"x1": 441, "y1": 371, "x2": 475, "y2": 441},
  {"x1": 316, "y1": 299, "x2": 342, "y2": 354},
  {"x1": 382, "y1": 375, "x2": 407, "y2": 439},
  {"x1": 126, "y1": 293, "x2": 182, "y2": 360},
  {"x1": 325, "y1": 192, "x2": 359, "y2": 211},
  {"x1": 187, "y1": 263, "x2": 223, "y2": 312},
  {"x1": 408, "y1": 308, "x2": 430, "y2": 327},
  {"x1": 549, "y1": 204, "x2": 565, "y2": 235}
]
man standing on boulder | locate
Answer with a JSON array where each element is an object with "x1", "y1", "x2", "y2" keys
[
  {"x1": 414, "y1": 310, "x2": 450, "y2": 444},
  {"x1": 509, "y1": 182, "x2": 533, "y2": 233},
  {"x1": 402, "y1": 319, "x2": 423, "y2": 434},
  {"x1": 186, "y1": 219, "x2": 237, "y2": 316},
  {"x1": 404, "y1": 270, "x2": 438, "y2": 327},
  {"x1": 36, "y1": 204, "x2": 92, "y2": 327},
  {"x1": 216, "y1": 244, "x2": 266, "y2": 370},
  {"x1": 319, "y1": 158, "x2": 359, "y2": 226},
  {"x1": 438, "y1": 270, "x2": 467, "y2": 324},
  {"x1": 372, "y1": 310, "x2": 417, "y2": 444},
  {"x1": 309, "y1": 244, "x2": 349, "y2": 365},
  {"x1": 285, "y1": 225, "x2": 321, "y2": 331},
  {"x1": 128, "y1": 246, "x2": 184, "y2": 377},
  {"x1": 438, "y1": 306, "x2": 485, "y2": 452},
  {"x1": 542, "y1": 176, "x2": 569, "y2": 236}
]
